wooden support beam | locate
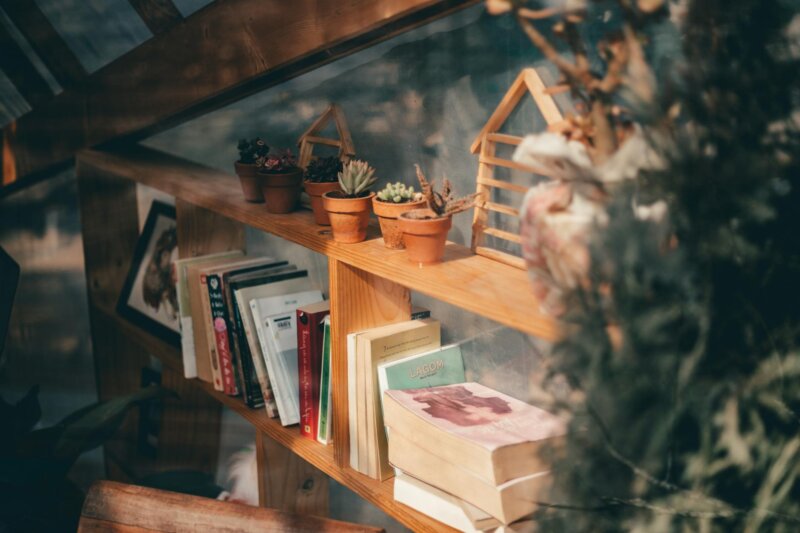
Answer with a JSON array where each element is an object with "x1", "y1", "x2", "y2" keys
[
  {"x1": 128, "y1": 0, "x2": 183, "y2": 36},
  {"x1": 0, "y1": 20, "x2": 51, "y2": 107},
  {"x1": 2, "y1": 0, "x2": 477, "y2": 189},
  {"x1": 0, "y1": 0, "x2": 86, "y2": 87},
  {"x1": 256, "y1": 431, "x2": 329, "y2": 516},
  {"x1": 328, "y1": 259, "x2": 410, "y2": 468}
]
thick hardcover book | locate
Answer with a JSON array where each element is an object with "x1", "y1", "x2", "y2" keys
[
  {"x1": 389, "y1": 432, "x2": 549, "y2": 524},
  {"x1": 383, "y1": 382, "x2": 567, "y2": 487},
  {"x1": 201, "y1": 258, "x2": 279, "y2": 393},
  {"x1": 317, "y1": 315, "x2": 332, "y2": 444},
  {"x1": 226, "y1": 265, "x2": 296, "y2": 408},
  {"x1": 175, "y1": 251, "x2": 242, "y2": 379},
  {"x1": 297, "y1": 301, "x2": 330, "y2": 441},
  {"x1": 234, "y1": 270, "x2": 309, "y2": 418},
  {"x1": 251, "y1": 290, "x2": 323, "y2": 426}
]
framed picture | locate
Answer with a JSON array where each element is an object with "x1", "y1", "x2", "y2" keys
[{"x1": 117, "y1": 200, "x2": 180, "y2": 346}]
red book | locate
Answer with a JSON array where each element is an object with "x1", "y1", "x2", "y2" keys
[{"x1": 297, "y1": 301, "x2": 330, "y2": 440}]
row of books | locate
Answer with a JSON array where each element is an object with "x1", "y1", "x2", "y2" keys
[
  {"x1": 175, "y1": 251, "x2": 332, "y2": 443},
  {"x1": 344, "y1": 315, "x2": 567, "y2": 529}
]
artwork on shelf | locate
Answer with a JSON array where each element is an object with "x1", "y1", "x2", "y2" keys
[
  {"x1": 0, "y1": 245, "x2": 20, "y2": 356},
  {"x1": 117, "y1": 200, "x2": 180, "y2": 346},
  {"x1": 469, "y1": 68, "x2": 564, "y2": 269}
]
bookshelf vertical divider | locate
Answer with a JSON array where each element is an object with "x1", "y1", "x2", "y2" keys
[{"x1": 329, "y1": 259, "x2": 411, "y2": 467}]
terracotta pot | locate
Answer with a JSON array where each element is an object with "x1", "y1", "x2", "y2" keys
[
  {"x1": 372, "y1": 197, "x2": 426, "y2": 249},
  {"x1": 234, "y1": 161, "x2": 264, "y2": 203},
  {"x1": 258, "y1": 167, "x2": 303, "y2": 214},
  {"x1": 398, "y1": 209, "x2": 452, "y2": 264},
  {"x1": 304, "y1": 181, "x2": 341, "y2": 225},
  {"x1": 322, "y1": 191, "x2": 375, "y2": 244}
]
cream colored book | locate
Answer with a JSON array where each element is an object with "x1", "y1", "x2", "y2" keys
[
  {"x1": 389, "y1": 431, "x2": 550, "y2": 524},
  {"x1": 356, "y1": 318, "x2": 440, "y2": 480},
  {"x1": 384, "y1": 382, "x2": 567, "y2": 486}
]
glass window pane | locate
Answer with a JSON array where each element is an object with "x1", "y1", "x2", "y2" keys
[
  {"x1": 172, "y1": 0, "x2": 214, "y2": 18},
  {"x1": 33, "y1": 0, "x2": 152, "y2": 73}
]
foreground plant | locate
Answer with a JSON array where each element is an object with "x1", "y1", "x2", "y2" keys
[
  {"x1": 304, "y1": 156, "x2": 345, "y2": 225},
  {"x1": 373, "y1": 181, "x2": 425, "y2": 249},
  {"x1": 396, "y1": 165, "x2": 478, "y2": 264},
  {"x1": 322, "y1": 159, "x2": 379, "y2": 243},
  {"x1": 234, "y1": 137, "x2": 270, "y2": 202},
  {"x1": 258, "y1": 148, "x2": 303, "y2": 214}
]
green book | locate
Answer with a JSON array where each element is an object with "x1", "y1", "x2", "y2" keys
[
  {"x1": 377, "y1": 344, "x2": 466, "y2": 403},
  {"x1": 316, "y1": 315, "x2": 332, "y2": 445}
]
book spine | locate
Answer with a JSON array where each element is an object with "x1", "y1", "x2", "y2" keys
[
  {"x1": 200, "y1": 273, "x2": 224, "y2": 391},
  {"x1": 230, "y1": 289, "x2": 264, "y2": 408},
  {"x1": 252, "y1": 301, "x2": 287, "y2": 422},
  {"x1": 297, "y1": 309, "x2": 316, "y2": 440},
  {"x1": 317, "y1": 316, "x2": 332, "y2": 444},
  {"x1": 238, "y1": 296, "x2": 279, "y2": 417},
  {"x1": 207, "y1": 274, "x2": 238, "y2": 395}
]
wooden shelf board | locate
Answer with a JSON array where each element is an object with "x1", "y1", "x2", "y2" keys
[
  {"x1": 93, "y1": 302, "x2": 455, "y2": 533},
  {"x1": 78, "y1": 146, "x2": 560, "y2": 341}
]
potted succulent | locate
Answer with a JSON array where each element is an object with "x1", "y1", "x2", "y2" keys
[
  {"x1": 398, "y1": 165, "x2": 478, "y2": 264},
  {"x1": 303, "y1": 156, "x2": 343, "y2": 225},
  {"x1": 258, "y1": 149, "x2": 303, "y2": 214},
  {"x1": 372, "y1": 181, "x2": 425, "y2": 249},
  {"x1": 322, "y1": 159, "x2": 378, "y2": 243},
  {"x1": 235, "y1": 138, "x2": 269, "y2": 202}
]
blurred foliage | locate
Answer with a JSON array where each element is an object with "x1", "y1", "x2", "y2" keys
[
  {"x1": 0, "y1": 384, "x2": 175, "y2": 532},
  {"x1": 529, "y1": 0, "x2": 800, "y2": 531}
]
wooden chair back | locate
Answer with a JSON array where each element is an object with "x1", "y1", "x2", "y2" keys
[{"x1": 78, "y1": 480, "x2": 384, "y2": 532}]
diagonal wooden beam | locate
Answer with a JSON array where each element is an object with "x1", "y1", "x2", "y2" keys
[
  {"x1": 0, "y1": 0, "x2": 87, "y2": 88},
  {"x1": 128, "y1": 0, "x2": 183, "y2": 36},
  {"x1": 0, "y1": 21, "x2": 52, "y2": 107},
  {"x1": 2, "y1": 0, "x2": 477, "y2": 189}
]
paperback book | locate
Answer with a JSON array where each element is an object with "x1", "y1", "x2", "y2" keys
[
  {"x1": 251, "y1": 290, "x2": 323, "y2": 426},
  {"x1": 297, "y1": 301, "x2": 330, "y2": 441}
]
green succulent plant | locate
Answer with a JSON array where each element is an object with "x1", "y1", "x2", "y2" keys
[
  {"x1": 305, "y1": 156, "x2": 343, "y2": 183},
  {"x1": 337, "y1": 159, "x2": 377, "y2": 198},
  {"x1": 376, "y1": 182, "x2": 422, "y2": 203}
]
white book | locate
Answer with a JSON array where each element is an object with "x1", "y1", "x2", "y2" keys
[
  {"x1": 251, "y1": 290, "x2": 323, "y2": 426},
  {"x1": 174, "y1": 251, "x2": 242, "y2": 378},
  {"x1": 394, "y1": 471, "x2": 535, "y2": 533},
  {"x1": 394, "y1": 470, "x2": 499, "y2": 532}
]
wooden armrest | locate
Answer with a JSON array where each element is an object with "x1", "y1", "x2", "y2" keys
[{"x1": 79, "y1": 480, "x2": 384, "y2": 532}]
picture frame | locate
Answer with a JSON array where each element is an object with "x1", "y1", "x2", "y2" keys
[{"x1": 117, "y1": 200, "x2": 180, "y2": 346}]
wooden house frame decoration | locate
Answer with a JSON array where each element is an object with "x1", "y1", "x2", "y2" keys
[
  {"x1": 297, "y1": 104, "x2": 356, "y2": 170},
  {"x1": 469, "y1": 68, "x2": 564, "y2": 269}
]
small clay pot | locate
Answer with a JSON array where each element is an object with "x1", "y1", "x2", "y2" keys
[
  {"x1": 234, "y1": 161, "x2": 264, "y2": 203},
  {"x1": 398, "y1": 209, "x2": 452, "y2": 264},
  {"x1": 322, "y1": 191, "x2": 375, "y2": 244},
  {"x1": 304, "y1": 181, "x2": 341, "y2": 225},
  {"x1": 372, "y1": 196, "x2": 426, "y2": 249},
  {"x1": 258, "y1": 167, "x2": 303, "y2": 214}
]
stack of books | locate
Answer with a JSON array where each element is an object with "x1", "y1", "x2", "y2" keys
[
  {"x1": 174, "y1": 252, "x2": 333, "y2": 443},
  {"x1": 384, "y1": 382, "x2": 567, "y2": 528}
]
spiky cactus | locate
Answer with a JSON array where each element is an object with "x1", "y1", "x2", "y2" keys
[
  {"x1": 415, "y1": 164, "x2": 478, "y2": 217},
  {"x1": 376, "y1": 182, "x2": 422, "y2": 203},
  {"x1": 338, "y1": 159, "x2": 377, "y2": 198}
]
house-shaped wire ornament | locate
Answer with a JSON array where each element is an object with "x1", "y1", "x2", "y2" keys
[
  {"x1": 469, "y1": 68, "x2": 565, "y2": 269},
  {"x1": 297, "y1": 104, "x2": 356, "y2": 170}
]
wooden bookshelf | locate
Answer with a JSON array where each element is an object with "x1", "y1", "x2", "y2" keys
[
  {"x1": 78, "y1": 146, "x2": 560, "y2": 341},
  {"x1": 76, "y1": 145, "x2": 557, "y2": 532},
  {"x1": 91, "y1": 301, "x2": 457, "y2": 532}
]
